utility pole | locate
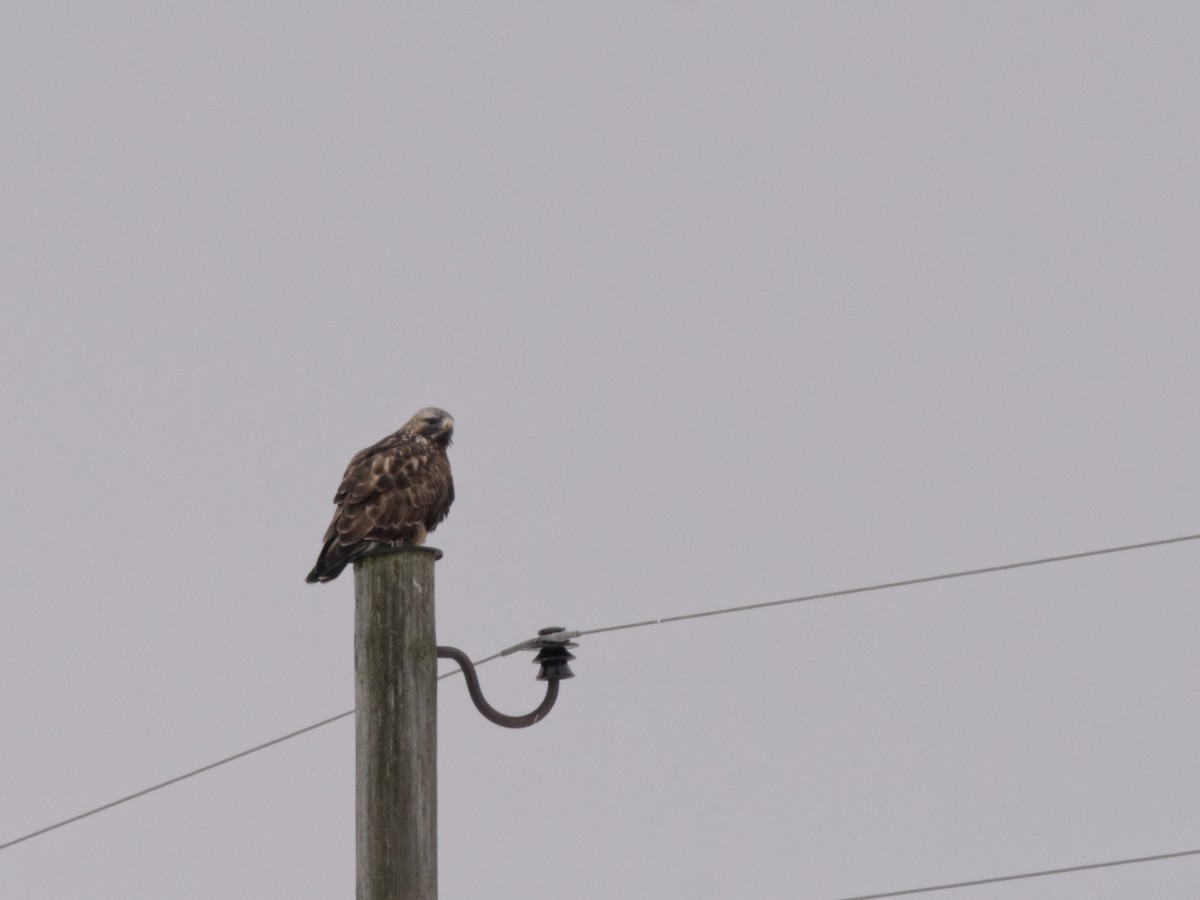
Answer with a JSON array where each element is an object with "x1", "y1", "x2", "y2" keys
[
  {"x1": 351, "y1": 546, "x2": 575, "y2": 900},
  {"x1": 354, "y1": 547, "x2": 440, "y2": 900}
]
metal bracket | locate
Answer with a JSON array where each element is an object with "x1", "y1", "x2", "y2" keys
[{"x1": 437, "y1": 627, "x2": 578, "y2": 729}]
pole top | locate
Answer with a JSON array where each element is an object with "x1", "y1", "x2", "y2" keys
[{"x1": 355, "y1": 545, "x2": 444, "y2": 563}]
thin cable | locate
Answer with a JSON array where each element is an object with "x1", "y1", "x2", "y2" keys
[
  {"x1": 3, "y1": 531, "x2": 1197, "y2": 853},
  {"x1": 0, "y1": 658, "x2": 501, "y2": 853},
  {"x1": 0, "y1": 709, "x2": 354, "y2": 852},
  {"x1": 579, "y1": 532, "x2": 1200, "y2": 637},
  {"x1": 438, "y1": 651, "x2": 502, "y2": 678},
  {"x1": 835, "y1": 846, "x2": 1200, "y2": 899}
]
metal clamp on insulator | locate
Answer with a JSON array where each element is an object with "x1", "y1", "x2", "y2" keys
[{"x1": 499, "y1": 627, "x2": 582, "y2": 657}]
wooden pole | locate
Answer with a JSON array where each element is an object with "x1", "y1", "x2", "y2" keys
[{"x1": 354, "y1": 548, "x2": 441, "y2": 900}]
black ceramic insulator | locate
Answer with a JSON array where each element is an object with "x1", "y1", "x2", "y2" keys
[{"x1": 534, "y1": 644, "x2": 577, "y2": 681}]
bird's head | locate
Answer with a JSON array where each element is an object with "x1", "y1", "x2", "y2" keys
[{"x1": 409, "y1": 407, "x2": 454, "y2": 446}]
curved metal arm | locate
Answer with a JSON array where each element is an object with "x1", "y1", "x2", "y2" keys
[{"x1": 437, "y1": 645, "x2": 560, "y2": 728}]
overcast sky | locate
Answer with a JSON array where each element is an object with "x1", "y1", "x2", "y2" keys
[{"x1": 3, "y1": 3, "x2": 1199, "y2": 898}]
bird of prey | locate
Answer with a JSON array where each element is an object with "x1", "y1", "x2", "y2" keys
[{"x1": 306, "y1": 407, "x2": 455, "y2": 583}]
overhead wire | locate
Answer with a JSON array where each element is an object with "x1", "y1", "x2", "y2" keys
[
  {"x1": 577, "y1": 532, "x2": 1200, "y2": 637},
  {"x1": 834, "y1": 846, "x2": 1200, "y2": 899},
  {"x1": 0, "y1": 667, "x2": 492, "y2": 852},
  {"x1": 0, "y1": 710, "x2": 354, "y2": 852},
  {"x1": 2, "y1": 530, "x2": 1198, "y2": 855}
]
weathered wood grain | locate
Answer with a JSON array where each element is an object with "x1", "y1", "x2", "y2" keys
[{"x1": 354, "y1": 548, "x2": 440, "y2": 900}]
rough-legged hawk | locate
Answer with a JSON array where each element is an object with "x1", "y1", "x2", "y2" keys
[{"x1": 306, "y1": 407, "x2": 455, "y2": 583}]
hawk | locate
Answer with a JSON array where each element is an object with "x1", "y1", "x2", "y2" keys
[{"x1": 306, "y1": 407, "x2": 455, "y2": 583}]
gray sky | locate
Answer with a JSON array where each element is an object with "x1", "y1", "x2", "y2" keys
[{"x1": 3, "y1": 3, "x2": 1199, "y2": 898}]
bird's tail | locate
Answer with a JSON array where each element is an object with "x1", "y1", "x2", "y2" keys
[{"x1": 305, "y1": 538, "x2": 353, "y2": 584}]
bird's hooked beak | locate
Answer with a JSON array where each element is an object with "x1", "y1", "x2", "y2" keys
[{"x1": 441, "y1": 417, "x2": 454, "y2": 444}]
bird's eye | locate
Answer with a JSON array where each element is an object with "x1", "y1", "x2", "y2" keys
[{"x1": 424, "y1": 417, "x2": 439, "y2": 424}]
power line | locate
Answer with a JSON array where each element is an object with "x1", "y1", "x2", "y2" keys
[
  {"x1": 0, "y1": 667, "x2": 484, "y2": 853},
  {"x1": 835, "y1": 846, "x2": 1200, "y2": 899},
  {"x1": 0, "y1": 709, "x2": 354, "y2": 852},
  {"x1": 578, "y1": 532, "x2": 1200, "y2": 637},
  {"x1": 3, "y1": 530, "x2": 1198, "y2": 853}
]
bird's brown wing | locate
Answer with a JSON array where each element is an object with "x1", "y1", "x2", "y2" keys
[{"x1": 307, "y1": 437, "x2": 452, "y2": 582}]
